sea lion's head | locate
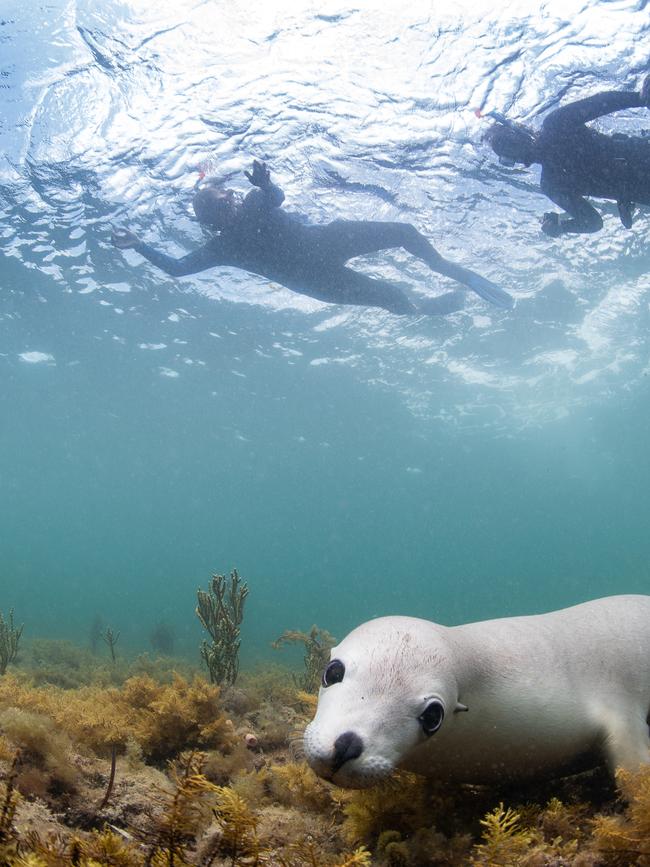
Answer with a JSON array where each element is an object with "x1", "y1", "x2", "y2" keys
[{"x1": 303, "y1": 616, "x2": 461, "y2": 788}]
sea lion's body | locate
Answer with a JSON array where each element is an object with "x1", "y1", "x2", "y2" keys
[{"x1": 304, "y1": 595, "x2": 650, "y2": 788}]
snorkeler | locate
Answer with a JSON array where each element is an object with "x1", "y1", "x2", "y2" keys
[
  {"x1": 484, "y1": 73, "x2": 650, "y2": 236},
  {"x1": 111, "y1": 160, "x2": 513, "y2": 314}
]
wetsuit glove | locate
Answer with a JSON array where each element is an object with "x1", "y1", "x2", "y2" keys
[
  {"x1": 541, "y1": 212, "x2": 563, "y2": 238},
  {"x1": 245, "y1": 160, "x2": 272, "y2": 189}
]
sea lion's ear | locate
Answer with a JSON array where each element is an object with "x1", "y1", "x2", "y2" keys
[{"x1": 454, "y1": 702, "x2": 469, "y2": 713}]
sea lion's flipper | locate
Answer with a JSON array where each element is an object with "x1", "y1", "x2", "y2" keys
[{"x1": 601, "y1": 711, "x2": 650, "y2": 773}]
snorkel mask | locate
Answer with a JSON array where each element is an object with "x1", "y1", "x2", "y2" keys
[{"x1": 476, "y1": 109, "x2": 536, "y2": 167}]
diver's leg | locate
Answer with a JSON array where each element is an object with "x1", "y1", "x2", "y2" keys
[
  {"x1": 418, "y1": 291, "x2": 466, "y2": 316},
  {"x1": 329, "y1": 268, "x2": 417, "y2": 314},
  {"x1": 318, "y1": 220, "x2": 435, "y2": 261},
  {"x1": 326, "y1": 268, "x2": 464, "y2": 317},
  {"x1": 319, "y1": 221, "x2": 513, "y2": 309},
  {"x1": 386, "y1": 224, "x2": 514, "y2": 309}
]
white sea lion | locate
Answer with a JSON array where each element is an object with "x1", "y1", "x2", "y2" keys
[{"x1": 303, "y1": 595, "x2": 650, "y2": 788}]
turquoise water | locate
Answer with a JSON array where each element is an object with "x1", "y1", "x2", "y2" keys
[{"x1": 1, "y1": 1, "x2": 649, "y2": 665}]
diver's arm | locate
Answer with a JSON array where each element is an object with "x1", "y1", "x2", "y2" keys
[
  {"x1": 133, "y1": 241, "x2": 223, "y2": 277},
  {"x1": 539, "y1": 187, "x2": 603, "y2": 236},
  {"x1": 243, "y1": 185, "x2": 285, "y2": 214},
  {"x1": 243, "y1": 160, "x2": 285, "y2": 212},
  {"x1": 543, "y1": 91, "x2": 645, "y2": 132},
  {"x1": 112, "y1": 227, "x2": 224, "y2": 277}
]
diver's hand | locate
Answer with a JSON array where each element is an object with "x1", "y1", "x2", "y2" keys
[
  {"x1": 245, "y1": 160, "x2": 271, "y2": 188},
  {"x1": 111, "y1": 227, "x2": 140, "y2": 249},
  {"x1": 641, "y1": 73, "x2": 650, "y2": 107},
  {"x1": 541, "y1": 212, "x2": 563, "y2": 238}
]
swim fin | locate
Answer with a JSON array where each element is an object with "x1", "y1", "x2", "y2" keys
[
  {"x1": 466, "y1": 274, "x2": 514, "y2": 309},
  {"x1": 617, "y1": 200, "x2": 635, "y2": 229}
]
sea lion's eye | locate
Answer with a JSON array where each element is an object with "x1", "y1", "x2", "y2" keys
[
  {"x1": 418, "y1": 700, "x2": 444, "y2": 736},
  {"x1": 322, "y1": 659, "x2": 345, "y2": 687}
]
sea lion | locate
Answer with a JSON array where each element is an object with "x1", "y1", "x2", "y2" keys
[{"x1": 303, "y1": 595, "x2": 650, "y2": 788}]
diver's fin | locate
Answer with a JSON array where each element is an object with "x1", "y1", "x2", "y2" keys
[
  {"x1": 467, "y1": 274, "x2": 514, "y2": 309},
  {"x1": 617, "y1": 200, "x2": 635, "y2": 229}
]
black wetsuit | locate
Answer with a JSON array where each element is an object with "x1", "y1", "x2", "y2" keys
[
  {"x1": 538, "y1": 90, "x2": 650, "y2": 233},
  {"x1": 133, "y1": 182, "x2": 511, "y2": 313}
]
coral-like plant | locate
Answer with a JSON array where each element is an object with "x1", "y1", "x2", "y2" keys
[
  {"x1": 144, "y1": 752, "x2": 225, "y2": 866},
  {"x1": 276, "y1": 840, "x2": 372, "y2": 867},
  {"x1": 0, "y1": 751, "x2": 21, "y2": 864},
  {"x1": 0, "y1": 609, "x2": 23, "y2": 676},
  {"x1": 209, "y1": 782, "x2": 264, "y2": 864},
  {"x1": 121, "y1": 673, "x2": 236, "y2": 761},
  {"x1": 375, "y1": 829, "x2": 409, "y2": 865},
  {"x1": 333, "y1": 847, "x2": 373, "y2": 866},
  {"x1": 80, "y1": 827, "x2": 143, "y2": 867},
  {"x1": 471, "y1": 802, "x2": 536, "y2": 866},
  {"x1": 27, "y1": 639, "x2": 101, "y2": 689},
  {"x1": 592, "y1": 764, "x2": 650, "y2": 864},
  {"x1": 0, "y1": 708, "x2": 79, "y2": 797},
  {"x1": 341, "y1": 772, "x2": 432, "y2": 846},
  {"x1": 0, "y1": 671, "x2": 234, "y2": 763},
  {"x1": 268, "y1": 761, "x2": 335, "y2": 812},
  {"x1": 196, "y1": 569, "x2": 248, "y2": 685},
  {"x1": 103, "y1": 626, "x2": 120, "y2": 663},
  {"x1": 271, "y1": 625, "x2": 336, "y2": 693}
]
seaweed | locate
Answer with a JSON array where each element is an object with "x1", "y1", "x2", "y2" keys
[
  {"x1": 591, "y1": 764, "x2": 650, "y2": 864},
  {"x1": 196, "y1": 570, "x2": 248, "y2": 687},
  {"x1": 0, "y1": 610, "x2": 23, "y2": 676},
  {"x1": 267, "y1": 762, "x2": 334, "y2": 812},
  {"x1": 103, "y1": 628, "x2": 120, "y2": 664},
  {"x1": 207, "y1": 783, "x2": 264, "y2": 865},
  {"x1": 470, "y1": 803, "x2": 536, "y2": 866},
  {"x1": 120, "y1": 674, "x2": 237, "y2": 762},
  {"x1": 275, "y1": 840, "x2": 371, "y2": 867},
  {"x1": 97, "y1": 744, "x2": 118, "y2": 812},
  {"x1": 340, "y1": 772, "x2": 436, "y2": 845},
  {"x1": 0, "y1": 708, "x2": 79, "y2": 798},
  {"x1": 2, "y1": 648, "x2": 648, "y2": 867},
  {"x1": 271, "y1": 626, "x2": 336, "y2": 693},
  {"x1": 0, "y1": 751, "x2": 22, "y2": 863},
  {"x1": 138, "y1": 752, "x2": 218, "y2": 866},
  {"x1": 25, "y1": 640, "x2": 102, "y2": 689},
  {"x1": 0, "y1": 672, "x2": 235, "y2": 763},
  {"x1": 280, "y1": 841, "x2": 372, "y2": 867},
  {"x1": 233, "y1": 667, "x2": 311, "y2": 715},
  {"x1": 80, "y1": 827, "x2": 144, "y2": 866}
]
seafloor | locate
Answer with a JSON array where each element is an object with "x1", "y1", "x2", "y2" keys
[{"x1": 0, "y1": 636, "x2": 649, "y2": 866}]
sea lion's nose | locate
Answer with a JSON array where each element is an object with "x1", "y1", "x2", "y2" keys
[{"x1": 332, "y1": 731, "x2": 363, "y2": 773}]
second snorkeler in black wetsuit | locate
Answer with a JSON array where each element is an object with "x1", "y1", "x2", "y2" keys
[
  {"x1": 485, "y1": 73, "x2": 650, "y2": 236},
  {"x1": 112, "y1": 160, "x2": 513, "y2": 314}
]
